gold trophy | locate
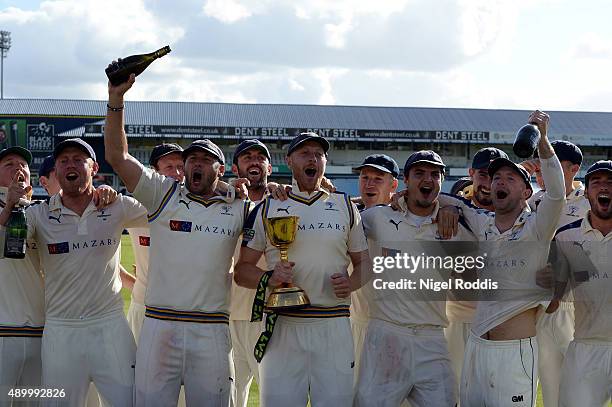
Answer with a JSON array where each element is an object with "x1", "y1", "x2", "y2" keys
[{"x1": 264, "y1": 215, "x2": 310, "y2": 310}]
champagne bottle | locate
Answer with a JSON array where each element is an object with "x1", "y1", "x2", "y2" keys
[
  {"x1": 513, "y1": 124, "x2": 541, "y2": 158},
  {"x1": 106, "y1": 46, "x2": 171, "y2": 86},
  {"x1": 4, "y1": 205, "x2": 27, "y2": 259}
]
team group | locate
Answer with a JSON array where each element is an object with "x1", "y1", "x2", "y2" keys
[{"x1": 0, "y1": 72, "x2": 611, "y2": 407}]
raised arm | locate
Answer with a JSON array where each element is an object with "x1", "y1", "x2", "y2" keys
[
  {"x1": 529, "y1": 111, "x2": 565, "y2": 240},
  {"x1": 104, "y1": 73, "x2": 144, "y2": 192}
]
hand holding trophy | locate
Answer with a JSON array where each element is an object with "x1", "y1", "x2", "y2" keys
[{"x1": 264, "y1": 215, "x2": 310, "y2": 310}]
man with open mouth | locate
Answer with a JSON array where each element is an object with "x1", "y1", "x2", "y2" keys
[
  {"x1": 228, "y1": 139, "x2": 272, "y2": 407},
  {"x1": 122, "y1": 142, "x2": 189, "y2": 407},
  {"x1": 445, "y1": 146, "x2": 509, "y2": 401},
  {"x1": 0, "y1": 146, "x2": 44, "y2": 405},
  {"x1": 235, "y1": 132, "x2": 372, "y2": 407},
  {"x1": 527, "y1": 140, "x2": 590, "y2": 407},
  {"x1": 36, "y1": 152, "x2": 133, "y2": 407},
  {"x1": 105, "y1": 74, "x2": 249, "y2": 407},
  {"x1": 1, "y1": 138, "x2": 148, "y2": 406},
  {"x1": 355, "y1": 150, "x2": 476, "y2": 407},
  {"x1": 438, "y1": 110, "x2": 566, "y2": 407},
  {"x1": 350, "y1": 154, "x2": 400, "y2": 381},
  {"x1": 551, "y1": 160, "x2": 612, "y2": 407}
]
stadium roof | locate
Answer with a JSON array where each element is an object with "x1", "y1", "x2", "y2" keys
[{"x1": 1, "y1": 98, "x2": 612, "y2": 137}]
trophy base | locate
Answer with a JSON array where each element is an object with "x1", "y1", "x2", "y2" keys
[{"x1": 265, "y1": 287, "x2": 310, "y2": 311}]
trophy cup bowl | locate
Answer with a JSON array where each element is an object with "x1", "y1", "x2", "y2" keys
[{"x1": 264, "y1": 215, "x2": 310, "y2": 311}]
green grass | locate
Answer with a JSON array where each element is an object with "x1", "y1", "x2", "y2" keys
[
  {"x1": 120, "y1": 235, "x2": 135, "y2": 314},
  {"x1": 120, "y1": 236, "x2": 612, "y2": 407}
]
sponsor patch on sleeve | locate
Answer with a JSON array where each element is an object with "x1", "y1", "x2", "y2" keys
[{"x1": 139, "y1": 236, "x2": 150, "y2": 246}]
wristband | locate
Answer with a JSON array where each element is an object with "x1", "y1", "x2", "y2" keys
[{"x1": 107, "y1": 103, "x2": 124, "y2": 112}]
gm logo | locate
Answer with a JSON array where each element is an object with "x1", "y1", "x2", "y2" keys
[{"x1": 512, "y1": 395, "x2": 524, "y2": 402}]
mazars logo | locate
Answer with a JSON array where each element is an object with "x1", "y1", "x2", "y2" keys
[{"x1": 47, "y1": 238, "x2": 119, "y2": 254}]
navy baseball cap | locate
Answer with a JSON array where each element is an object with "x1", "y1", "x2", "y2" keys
[
  {"x1": 233, "y1": 139, "x2": 271, "y2": 164},
  {"x1": 353, "y1": 154, "x2": 400, "y2": 178},
  {"x1": 533, "y1": 140, "x2": 583, "y2": 165},
  {"x1": 585, "y1": 160, "x2": 612, "y2": 187},
  {"x1": 488, "y1": 157, "x2": 533, "y2": 190},
  {"x1": 149, "y1": 143, "x2": 183, "y2": 167},
  {"x1": 403, "y1": 150, "x2": 445, "y2": 175},
  {"x1": 53, "y1": 138, "x2": 96, "y2": 161},
  {"x1": 287, "y1": 132, "x2": 330, "y2": 156},
  {"x1": 182, "y1": 139, "x2": 225, "y2": 165},
  {"x1": 450, "y1": 177, "x2": 473, "y2": 196},
  {"x1": 471, "y1": 147, "x2": 509, "y2": 169},
  {"x1": 38, "y1": 155, "x2": 55, "y2": 177},
  {"x1": 0, "y1": 146, "x2": 32, "y2": 165}
]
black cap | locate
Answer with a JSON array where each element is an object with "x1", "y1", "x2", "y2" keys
[
  {"x1": 471, "y1": 147, "x2": 509, "y2": 169},
  {"x1": 182, "y1": 139, "x2": 225, "y2": 165},
  {"x1": 403, "y1": 150, "x2": 445, "y2": 175},
  {"x1": 38, "y1": 155, "x2": 55, "y2": 177},
  {"x1": 534, "y1": 141, "x2": 582, "y2": 165},
  {"x1": 450, "y1": 177, "x2": 473, "y2": 196},
  {"x1": 488, "y1": 157, "x2": 533, "y2": 190},
  {"x1": 585, "y1": 160, "x2": 612, "y2": 187},
  {"x1": 233, "y1": 139, "x2": 271, "y2": 164},
  {"x1": 287, "y1": 132, "x2": 330, "y2": 156},
  {"x1": 53, "y1": 138, "x2": 96, "y2": 161},
  {"x1": 0, "y1": 146, "x2": 32, "y2": 165},
  {"x1": 149, "y1": 143, "x2": 183, "y2": 167},
  {"x1": 353, "y1": 154, "x2": 399, "y2": 178}
]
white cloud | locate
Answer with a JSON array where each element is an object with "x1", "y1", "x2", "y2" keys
[
  {"x1": 0, "y1": 6, "x2": 46, "y2": 24},
  {"x1": 0, "y1": 0, "x2": 609, "y2": 113},
  {"x1": 288, "y1": 77, "x2": 305, "y2": 92},
  {"x1": 203, "y1": 0, "x2": 252, "y2": 24},
  {"x1": 569, "y1": 32, "x2": 612, "y2": 60}
]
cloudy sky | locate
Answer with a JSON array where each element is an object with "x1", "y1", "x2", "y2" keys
[{"x1": 0, "y1": 0, "x2": 610, "y2": 111}]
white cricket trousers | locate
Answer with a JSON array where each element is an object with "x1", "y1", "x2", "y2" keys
[
  {"x1": 354, "y1": 319, "x2": 455, "y2": 407},
  {"x1": 0, "y1": 335, "x2": 41, "y2": 406},
  {"x1": 460, "y1": 333, "x2": 538, "y2": 407},
  {"x1": 41, "y1": 311, "x2": 136, "y2": 407},
  {"x1": 135, "y1": 317, "x2": 234, "y2": 407},
  {"x1": 259, "y1": 316, "x2": 354, "y2": 407},
  {"x1": 536, "y1": 303, "x2": 574, "y2": 407},
  {"x1": 229, "y1": 320, "x2": 262, "y2": 407},
  {"x1": 559, "y1": 340, "x2": 612, "y2": 407}
]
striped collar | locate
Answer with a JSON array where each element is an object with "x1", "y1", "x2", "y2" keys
[
  {"x1": 487, "y1": 207, "x2": 531, "y2": 238},
  {"x1": 48, "y1": 193, "x2": 97, "y2": 217},
  {"x1": 185, "y1": 192, "x2": 226, "y2": 207},
  {"x1": 288, "y1": 178, "x2": 329, "y2": 205}
]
